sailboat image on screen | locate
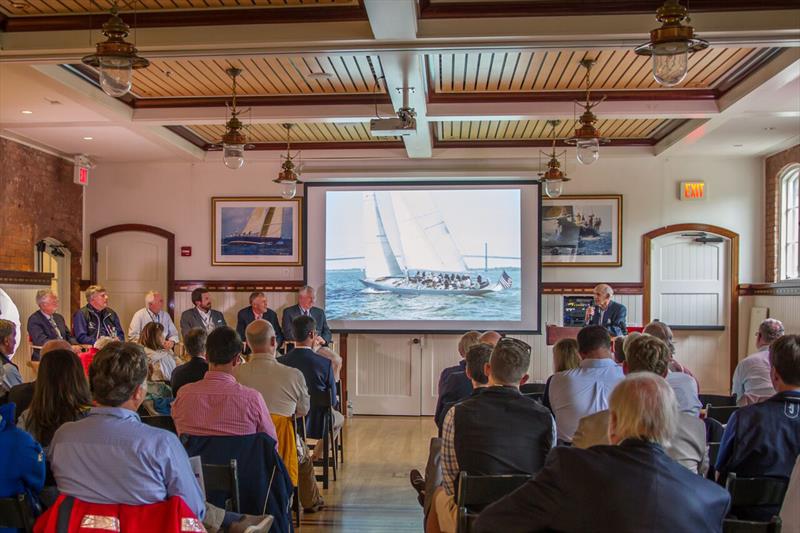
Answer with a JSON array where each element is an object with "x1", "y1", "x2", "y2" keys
[
  {"x1": 359, "y1": 191, "x2": 512, "y2": 296},
  {"x1": 222, "y1": 207, "x2": 293, "y2": 255}
]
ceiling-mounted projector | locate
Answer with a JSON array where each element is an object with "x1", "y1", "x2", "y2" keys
[{"x1": 370, "y1": 114, "x2": 417, "y2": 136}]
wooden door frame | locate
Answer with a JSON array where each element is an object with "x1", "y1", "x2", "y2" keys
[
  {"x1": 642, "y1": 223, "x2": 739, "y2": 383},
  {"x1": 90, "y1": 224, "x2": 176, "y2": 319}
]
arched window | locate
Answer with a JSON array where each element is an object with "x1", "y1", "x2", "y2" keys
[{"x1": 780, "y1": 164, "x2": 800, "y2": 280}]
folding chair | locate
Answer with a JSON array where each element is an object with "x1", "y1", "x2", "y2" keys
[
  {"x1": 700, "y1": 394, "x2": 737, "y2": 407},
  {"x1": 0, "y1": 493, "x2": 36, "y2": 533},
  {"x1": 519, "y1": 383, "x2": 546, "y2": 395},
  {"x1": 203, "y1": 459, "x2": 240, "y2": 513},
  {"x1": 706, "y1": 405, "x2": 739, "y2": 425},
  {"x1": 455, "y1": 472, "x2": 531, "y2": 533},
  {"x1": 726, "y1": 473, "x2": 789, "y2": 520},
  {"x1": 140, "y1": 415, "x2": 177, "y2": 434},
  {"x1": 723, "y1": 516, "x2": 782, "y2": 533}
]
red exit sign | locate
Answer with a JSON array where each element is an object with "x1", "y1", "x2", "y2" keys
[{"x1": 680, "y1": 181, "x2": 705, "y2": 200}]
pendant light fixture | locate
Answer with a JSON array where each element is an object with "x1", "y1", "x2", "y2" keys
[
  {"x1": 538, "y1": 120, "x2": 570, "y2": 199},
  {"x1": 274, "y1": 123, "x2": 303, "y2": 200},
  {"x1": 221, "y1": 67, "x2": 247, "y2": 170},
  {"x1": 81, "y1": 2, "x2": 149, "y2": 98},
  {"x1": 634, "y1": 0, "x2": 709, "y2": 87},
  {"x1": 565, "y1": 59, "x2": 609, "y2": 166}
]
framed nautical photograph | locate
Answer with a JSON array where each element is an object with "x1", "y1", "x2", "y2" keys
[
  {"x1": 542, "y1": 194, "x2": 622, "y2": 267},
  {"x1": 212, "y1": 197, "x2": 303, "y2": 266}
]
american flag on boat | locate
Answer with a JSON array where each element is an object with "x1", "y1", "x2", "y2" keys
[{"x1": 499, "y1": 270, "x2": 513, "y2": 289}]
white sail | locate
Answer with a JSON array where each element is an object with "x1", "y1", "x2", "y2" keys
[
  {"x1": 363, "y1": 192, "x2": 404, "y2": 279},
  {"x1": 263, "y1": 208, "x2": 282, "y2": 239},
  {"x1": 241, "y1": 207, "x2": 268, "y2": 236}
]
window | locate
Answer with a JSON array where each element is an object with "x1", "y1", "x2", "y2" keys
[{"x1": 780, "y1": 165, "x2": 800, "y2": 280}]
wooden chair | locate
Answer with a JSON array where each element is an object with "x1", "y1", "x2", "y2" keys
[
  {"x1": 0, "y1": 493, "x2": 36, "y2": 533},
  {"x1": 309, "y1": 389, "x2": 337, "y2": 489},
  {"x1": 140, "y1": 415, "x2": 177, "y2": 434},
  {"x1": 723, "y1": 516, "x2": 782, "y2": 533},
  {"x1": 203, "y1": 459, "x2": 240, "y2": 513},
  {"x1": 519, "y1": 383, "x2": 546, "y2": 395},
  {"x1": 726, "y1": 473, "x2": 789, "y2": 519},
  {"x1": 335, "y1": 380, "x2": 345, "y2": 464},
  {"x1": 706, "y1": 405, "x2": 739, "y2": 425},
  {"x1": 455, "y1": 472, "x2": 531, "y2": 533},
  {"x1": 700, "y1": 394, "x2": 737, "y2": 407}
]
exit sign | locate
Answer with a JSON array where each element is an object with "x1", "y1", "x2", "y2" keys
[{"x1": 680, "y1": 181, "x2": 705, "y2": 200}]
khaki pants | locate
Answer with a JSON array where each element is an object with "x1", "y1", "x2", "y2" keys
[
  {"x1": 203, "y1": 502, "x2": 226, "y2": 532},
  {"x1": 430, "y1": 487, "x2": 458, "y2": 533},
  {"x1": 298, "y1": 440, "x2": 324, "y2": 509}
]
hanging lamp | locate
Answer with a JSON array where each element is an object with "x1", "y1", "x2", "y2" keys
[
  {"x1": 273, "y1": 123, "x2": 303, "y2": 200},
  {"x1": 565, "y1": 59, "x2": 609, "y2": 166},
  {"x1": 634, "y1": 0, "x2": 709, "y2": 87},
  {"x1": 81, "y1": 2, "x2": 149, "y2": 98},
  {"x1": 221, "y1": 67, "x2": 248, "y2": 170},
  {"x1": 538, "y1": 120, "x2": 570, "y2": 199}
]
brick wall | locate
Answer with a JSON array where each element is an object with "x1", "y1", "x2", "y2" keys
[
  {"x1": 765, "y1": 144, "x2": 800, "y2": 282},
  {"x1": 0, "y1": 138, "x2": 83, "y2": 313}
]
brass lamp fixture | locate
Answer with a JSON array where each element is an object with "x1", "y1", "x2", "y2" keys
[
  {"x1": 81, "y1": 3, "x2": 149, "y2": 98},
  {"x1": 274, "y1": 124, "x2": 303, "y2": 200},
  {"x1": 221, "y1": 67, "x2": 248, "y2": 170},
  {"x1": 565, "y1": 59, "x2": 609, "y2": 166},
  {"x1": 538, "y1": 120, "x2": 570, "y2": 199},
  {"x1": 634, "y1": 0, "x2": 709, "y2": 87}
]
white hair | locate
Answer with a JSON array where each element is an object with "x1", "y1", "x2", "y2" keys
[
  {"x1": 594, "y1": 284, "x2": 614, "y2": 297},
  {"x1": 93, "y1": 336, "x2": 116, "y2": 350},
  {"x1": 298, "y1": 286, "x2": 315, "y2": 296},
  {"x1": 609, "y1": 373, "x2": 677, "y2": 447},
  {"x1": 35, "y1": 289, "x2": 57, "y2": 306},
  {"x1": 144, "y1": 290, "x2": 160, "y2": 305}
]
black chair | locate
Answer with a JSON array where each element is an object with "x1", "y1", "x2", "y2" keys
[
  {"x1": 700, "y1": 394, "x2": 737, "y2": 407},
  {"x1": 335, "y1": 380, "x2": 345, "y2": 465},
  {"x1": 455, "y1": 472, "x2": 531, "y2": 533},
  {"x1": 519, "y1": 383, "x2": 546, "y2": 395},
  {"x1": 707, "y1": 442, "x2": 721, "y2": 480},
  {"x1": 309, "y1": 389, "x2": 337, "y2": 489},
  {"x1": 0, "y1": 493, "x2": 36, "y2": 533},
  {"x1": 726, "y1": 473, "x2": 789, "y2": 519},
  {"x1": 203, "y1": 459, "x2": 240, "y2": 513},
  {"x1": 723, "y1": 517, "x2": 782, "y2": 533},
  {"x1": 707, "y1": 405, "x2": 739, "y2": 425},
  {"x1": 706, "y1": 417, "x2": 726, "y2": 443},
  {"x1": 141, "y1": 415, "x2": 177, "y2": 434}
]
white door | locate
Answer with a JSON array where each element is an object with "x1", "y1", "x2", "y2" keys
[{"x1": 96, "y1": 231, "x2": 169, "y2": 337}]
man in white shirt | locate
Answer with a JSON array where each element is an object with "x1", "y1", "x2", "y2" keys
[
  {"x1": 732, "y1": 318, "x2": 784, "y2": 405},
  {"x1": 547, "y1": 325, "x2": 624, "y2": 443},
  {"x1": 128, "y1": 290, "x2": 180, "y2": 348}
]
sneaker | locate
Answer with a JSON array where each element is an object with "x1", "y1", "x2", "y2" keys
[
  {"x1": 228, "y1": 514, "x2": 274, "y2": 533},
  {"x1": 303, "y1": 500, "x2": 325, "y2": 514}
]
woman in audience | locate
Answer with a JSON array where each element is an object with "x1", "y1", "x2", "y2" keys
[
  {"x1": 643, "y1": 321, "x2": 696, "y2": 378},
  {"x1": 542, "y1": 338, "x2": 580, "y2": 410},
  {"x1": 139, "y1": 322, "x2": 178, "y2": 381}
]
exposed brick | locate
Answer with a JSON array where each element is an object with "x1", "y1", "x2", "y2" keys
[{"x1": 765, "y1": 144, "x2": 800, "y2": 282}]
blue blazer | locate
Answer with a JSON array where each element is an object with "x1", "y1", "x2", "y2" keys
[
  {"x1": 72, "y1": 305, "x2": 125, "y2": 345},
  {"x1": 26, "y1": 310, "x2": 76, "y2": 360},
  {"x1": 281, "y1": 305, "x2": 332, "y2": 344},
  {"x1": 236, "y1": 307, "x2": 284, "y2": 353},
  {"x1": 278, "y1": 347, "x2": 337, "y2": 439},
  {"x1": 434, "y1": 371, "x2": 473, "y2": 431},
  {"x1": 588, "y1": 300, "x2": 627, "y2": 337},
  {"x1": 0, "y1": 402, "x2": 45, "y2": 530}
]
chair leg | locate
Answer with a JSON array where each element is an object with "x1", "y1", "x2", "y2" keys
[
  {"x1": 292, "y1": 486, "x2": 300, "y2": 527},
  {"x1": 322, "y1": 432, "x2": 329, "y2": 490},
  {"x1": 330, "y1": 422, "x2": 338, "y2": 482}
]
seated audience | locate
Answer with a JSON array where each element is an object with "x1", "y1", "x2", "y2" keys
[
  {"x1": 144, "y1": 366, "x2": 174, "y2": 416},
  {"x1": 315, "y1": 345, "x2": 344, "y2": 383},
  {"x1": 0, "y1": 400, "x2": 44, "y2": 525},
  {"x1": 127, "y1": 290, "x2": 180, "y2": 348},
  {"x1": 236, "y1": 291, "x2": 284, "y2": 354},
  {"x1": 78, "y1": 336, "x2": 116, "y2": 376},
  {"x1": 26, "y1": 289, "x2": 80, "y2": 360},
  {"x1": 474, "y1": 373, "x2": 730, "y2": 532},
  {"x1": 170, "y1": 327, "x2": 209, "y2": 396},
  {"x1": 234, "y1": 319, "x2": 324, "y2": 513},
  {"x1": 281, "y1": 286, "x2": 332, "y2": 345},
  {"x1": 542, "y1": 338, "x2": 580, "y2": 411},
  {"x1": 478, "y1": 330, "x2": 501, "y2": 346},
  {"x1": 547, "y1": 325, "x2": 624, "y2": 442},
  {"x1": 139, "y1": 322, "x2": 178, "y2": 381},
  {"x1": 572, "y1": 335, "x2": 708, "y2": 474},
  {"x1": 434, "y1": 331, "x2": 481, "y2": 429},
  {"x1": 426, "y1": 338, "x2": 555, "y2": 533},
  {"x1": 47, "y1": 341, "x2": 272, "y2": 533},
  {"x1": 0, "y1": 319, "x2": 23, "y2": 393},
  {"x1": 172, "y1": 326, "x2": 278, "y2": 445},
  {"x1": 179, "y1": 287, "x2": 227, "y2": 338},
  {"x1": 732, "y1": 318, "x2": 783, "y2": 405},
  {"x1": 8, "y1": 339, "x2": 72, "y2": 423},
  {"x1": 435, "y1": 342, "x2": 492, "y2": 430},
  {"x1": 642, "y1": 321, "x2": 701, "y2": 415},
  {"x1": 72, "y1": 285, "x2": 125, "y2": 344},
  {"x1": 781, "y1": 455, "x2": 800, "y2": 531},
  {"x1": 644, "y1": 320, "x2": 695, "y2": 378},
  {"x1": 716, "y1": 334, "x2": 800, "y2": 521}
]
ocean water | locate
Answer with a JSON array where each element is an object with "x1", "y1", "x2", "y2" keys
[
  {"x1": 577, "y1": 232, "x2": 613, "y2": 256},
  {"x1": 221, "y1": 241, "x2": 293, "y2": 256},
  {"x1": 326, "y1": 268, "x2": 522, "y2": 321}
]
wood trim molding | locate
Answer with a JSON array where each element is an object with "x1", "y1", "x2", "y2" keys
[
  {"x1": 428, "y1": 89, "x2": 718, "y2": 103},
  {"x1": 542, "y1": 282, "x2": 643, "y2": 295},
  {"x1": 0, "y1": 270, "x2": 53, "y2": 286},
  {"x1": 90, "y1": 224, "x2": 176, "y2": 319},
  {"x1": 433, "y1": 138, "x2": 656, "y2": 148},
  {"x1": 136, "y1": 94, "x2": 391, "y2": 109},
  {"x1": 174, "y1": 280, "x2": 306, "y2": 292},
  {"x1": 641, "y1": 223, "x2": 740, "y2": 386},
  {"x1": 738, "y1": 282, "x2": 800, "y2": 296}
]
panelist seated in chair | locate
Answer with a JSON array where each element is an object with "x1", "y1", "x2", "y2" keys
[
  {"x1": 72, "y1": 285, "x2": 125, "y2": 345},
  {"x1": 26, "y1": 289, "x2": 80, "y2": 361},
  {"x1": 0, "y1": 320, "x2": 24, "y2": 393},
  {"x1": 47, "y1": 341, "x2": 272, "y2": 533},
  {"x1": 281, "y1": 286, "x2": 332, "y2": 346},
  {"x1": 236, "y1": 291, "x2": 284, "y2": 355},
  {"x1": 127, "y1": 290, "x2": 180, "y2": 349}
]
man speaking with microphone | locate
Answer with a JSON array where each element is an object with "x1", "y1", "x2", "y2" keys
[{"x1": 585, "y1": 284, "x2": 627, "y2": 337}]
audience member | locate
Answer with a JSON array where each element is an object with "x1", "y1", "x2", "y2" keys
[
  {"x1": 282, "y1": 286, "x2": 332, "y2": 345},
  {"x1": 437, "y1": 331, "x2": 480, "y2": 394},
  {"x1": 644, "y1": 320, "x2": 695, "y2": 378},
  {"x1": 7, "y1": 339, "x2": 72, "y2": 422},
  {"x1": 172, "y1": 326, "x2": 278, "y2": 444},
  {"x1": 781, "y1": 455, "x2": 800, "y2": 532},
  {"x1": 434, "y1": 331, "x2": 481, "y2": 429},
  {"x1": 478, "y1": 330, "x2": 501, "y2": 346},
  {"x1": 0, "y1": 400, "x2": 44, "y2": 526},
  {"x1": 642, "y1": 321, "x2": 701, "y2": 415},
  {"x1": 542, "y1": 338, "x2": 580, "y2": 411},
  {"x1": 584, "y1": 283, "x2": 628, "y2": 337},
  {"x1": 179, "y1": 287, "x2": 227, "y2": 338},
  {"x1": 127, "y1": 290, "x2": 180, "y2": 348},
  {"x1": 26, "y1": 289, "x2": 79, "y2": 360},
  {"x1": 435, "y1": 343, "x2": 492, "y2": 430},
  {"x1": 547, "y1": 325, "x2": 624, "y2": 442},
  {"x1": 77, "y1": 336, "x2": 116, "y2": 376},
  {"x1": 716, "y1": 334, "x2": 800, "y2": 520},
  {"x1": 48, "y1": 341, "x2": 271, "y2": 533},
  {"x1": 170, "y1": 327, "x2": 209, "y2": 396},
  {"x1": 315, "y1": 345, "x2": 344, "y2": 383},
  {"x1": 72, "y1": 285, "x2": 124, "y2": 344},
  {"x1": 236, "y1": 292, "x2": 284, "y2": 354},
  {"x1": 474, "y1": 373, "x2": 730, "y2": 532},
  {"x1": 426, "y1": 337, "x2": 555, "y2": 533},
  {"x1": 572, "y1": 335, "x2": 708, "y2": 474},
  {"x1": 139, "y1": 322, "x2": 178, "y2": 381},
  {"x1": 732, "y1": 318, "x2": 784, "y2": 405},
  {"x1": 0, "y1": 319, "x2": 23, "y2": 393}
]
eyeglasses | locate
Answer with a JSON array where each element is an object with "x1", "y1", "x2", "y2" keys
[{"x1": 496, "y1": 337, "x2": 532, "y2": 354}]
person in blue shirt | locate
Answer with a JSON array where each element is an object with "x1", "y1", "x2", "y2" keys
[{"x1": 71, "y1": 285, "x2": 125, "y2": 345}]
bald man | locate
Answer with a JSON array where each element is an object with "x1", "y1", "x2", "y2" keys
[
  {"x1": 585, "y1": 284, "x2": 627, "y2": 337},
  {"x1": 479, "y1": 331, "x2": 502, "y2": 346}
]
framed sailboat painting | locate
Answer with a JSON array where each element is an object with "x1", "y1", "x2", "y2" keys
[
  {"x1": 541, "y1": 195, "x2": 622, "y2": 267},
  {"x1": 212, "y1": 196, "x2": 303, "y2": 266}
]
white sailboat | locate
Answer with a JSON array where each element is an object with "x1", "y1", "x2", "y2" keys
[
  {"x1": 223, "y1": 207, "x2": 290, "y2": 246},
  {"x1": 359, "y1": 191, "x2": 511, "y2": 296}
]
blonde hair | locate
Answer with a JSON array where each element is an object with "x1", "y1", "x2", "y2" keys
[
  {"x1": 622, "y1": 332, "x2": 642, "y2": 355},
  {"x1": 458, "y1": 331, "x2": 481, "y2": 356},
  {"x1": 553, "y1": 338, "x2": 580, "y2": 372},
  {"x1": 609, "y1": 373, "x2": 677, "y2": 447},
  {"x1": 85, "y1": 285, "x2": 107, "y2": 303}
]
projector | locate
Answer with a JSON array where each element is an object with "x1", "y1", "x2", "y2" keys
[{"x1": 370, "y1": 116, "x2": 417, "y2": 137}]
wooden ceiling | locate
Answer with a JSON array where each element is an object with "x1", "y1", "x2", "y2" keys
[
  {"x1": 436, "y1": 119, "x2": 671, "y2": 142},
  {"x1": 188, "y1": 122, "x2": 399, "y2": 144},
  {"x1": 0, "y1": 0, "x2": 358, "y2": 16}
]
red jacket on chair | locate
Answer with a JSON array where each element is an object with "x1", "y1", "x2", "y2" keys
[{"x1": 34, "y1": 494, "x2": 205, "y2": 533}]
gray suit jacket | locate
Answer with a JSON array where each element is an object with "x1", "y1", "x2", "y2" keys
[
  {"x1": 572, "y1": 409, "x2": 709, "y2": 475},
  {"x1": 281, "y1": 305, "x2": 332, "y2": 344},
  {"x1": 179, "y1": 307, "x2": 228, "y2": 338}
]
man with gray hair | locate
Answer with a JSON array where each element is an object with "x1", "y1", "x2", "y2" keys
[
  {"x1": 128, "y1": 290, "x2": 179, "y2": 348},
  {"x1": 0, "y1": 319, "x2": 23, "y2": 393},
  {"x1": 281, "y1": 286, "x2": 332, "y2": 345},
  {"x1": 72, "y1": 285, "x2": 124, "y2": 345},
  {"x1": 585, "y1": 283, "x2": 627, "y2": 337},
  {"x1": 475, "y1": 372, "x2": 730, "y2": 532},
  {"x1": 26, "y1": 289, "x2": 79, "y2": 360},
  {"x1": 732, "y1": 318, "x2": 784, "y2": 404}
]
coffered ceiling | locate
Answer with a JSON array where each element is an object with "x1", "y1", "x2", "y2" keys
[{"x1": 0, "y1": 0, "x2": 358, "y2": 16}]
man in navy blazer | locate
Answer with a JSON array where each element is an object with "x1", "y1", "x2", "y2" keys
[
  {"x1": 278, "y1": 315, "x2": 342, "y2": 444},
  {"x1": 281, "y1": 286, "x2": 332, "y2": 345},
  {"x1": 236, "y1": 291, "x2": 283, "y2": 354},
  {"x1": 585, "y1": 283, "x2": 627, "y2": 337},
  {"x1": 27, "y1": 289, "x2": 79, "y2": 360}
]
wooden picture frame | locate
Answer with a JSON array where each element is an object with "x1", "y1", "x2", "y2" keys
[{"x1": 542, "y1": 194, "x2": 622, "y2": 267}]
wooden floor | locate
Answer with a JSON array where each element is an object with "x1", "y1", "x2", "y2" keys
[{"x1": 299, "y1": 416, "x2": 436, "y2": 532}]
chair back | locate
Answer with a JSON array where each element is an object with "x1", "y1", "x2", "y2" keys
[
  {"x1": 706, "y1": 442, "x2": 722, "y2": 480},
  {"x1": 310, "y1": 388, "x2": 333, "y2": 409},
  {"x1": 700, "y1": 394, "x2": 737, "y2": 407},
  {"x1": 141, "y1": 415, "x2": 177, "y2": 434},
  {"x1": 723, "y1": 516, "x2": 782, "y2": 533},
  {"x1": 519, "y1": 383, "x2": 546, "y2": 395},
  {"x1": 707, "y1": 405, "x2": 739, "y2": 425},
  {"x1": 0, "y1": 493, "x2": 36, "y2": 532},
  {"x1": 455, "y1": 472, "x2": 531, "y2": 533},
  {"x1": 705, "y1": 417, "x2": 726, "y2": 443},
  {"x1": 202, "y1": 459, "x2": 240, "y2": 513},
  {"x1": 726, "y1": 473, "x2": 789, "y2": 508}
]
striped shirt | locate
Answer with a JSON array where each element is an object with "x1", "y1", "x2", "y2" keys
[{"x1": 172, "y1": 371, "x2": 278, "y2": 447}]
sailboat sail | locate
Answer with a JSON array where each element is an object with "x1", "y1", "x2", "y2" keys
[
  {"x1": 241, "y1": 208, "x2": 268, "y2": 236},
  {"x1": 280, "y1": 208, "x2": 293, "y2": 240},
  {"x1": 262, "y1": 208, "x2": 284, "y2": 239},
  {"x1": 363, "y1": 192, "x2": 404, "y2": 279}
]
